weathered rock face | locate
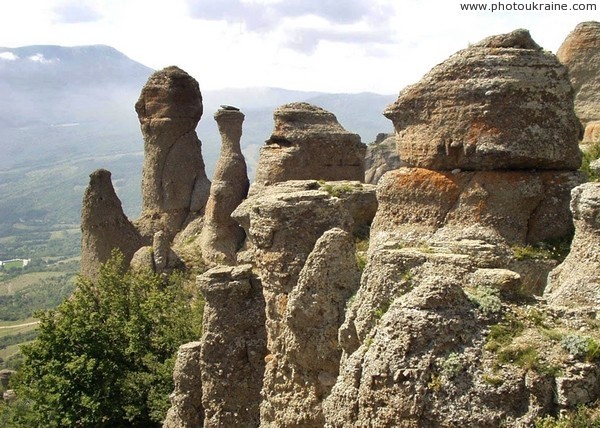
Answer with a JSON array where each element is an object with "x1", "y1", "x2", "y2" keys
[
  {"x1": 129, "y1": 230, "x2": 184, "y2": 274},
  {"x1": 200, "y1": 108, "x2": 249, "y2": 266},
  {"x1": 384, "y1": 29, "x2": 582, "y2": 171},
  {"x1": 260, "y1": 228, "x2": 361, "y2": 427},
  {"x1": 364, "y1": 133, "x2": 404, "y2": 184},
  {"x1": 197, "y1": 265, "x2": 266, "y2": 428},
  {"x1": 557, "y1": 21, "x2": 600, "y2": 126},
  {"x1": 163, "y1": 342, "x2": 203, "y2": 428},
  {"x1": 80, "y1": 169, "x2": 143, "y2": 280},
  {"x1": 370, "y1": 167, "x2": 583, "y2": 248},
  {"x1": 545, "y1": 182, "x2": 600, "y2": 308},
  {"x1": 252, "y1": 103, "x2": 367, "y2": 192},
  {"x1": 135, "y1": 66, "x2": 211, "y2": 241},
  {"x1": 584, "y1": 120, "x2": 600, "y2": 144}
]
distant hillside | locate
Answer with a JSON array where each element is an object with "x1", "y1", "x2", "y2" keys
[{"x1": 0, "y1": 44, "x2": 395, "y2": 260}]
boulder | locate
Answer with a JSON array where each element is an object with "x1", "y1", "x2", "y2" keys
[
  {"x1": 583, "y1": 120, "x2": 600, "y2": 144},
  {"x1": 557, "y1": 21, "x2": 600, "y2": 126},
  {"x1": 545, "y1": 182, "x2": 600, "y2": 308},
  {"x1": 384, "y1": 29, "x2": 582, "y2": 171},
  {"x1": 200, "y1": 108, "x2": 249, "y2": 265},
  {"x1": 80, "y1": 169, "x2": 143, "y2": 280},
  {"x1": 135, "y1": 66, "x2": 211, "y2": 241},
  {"x1": 252, "y1": 103, "x2": 366, "y2": 193}
]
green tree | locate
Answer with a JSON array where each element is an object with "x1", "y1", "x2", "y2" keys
[{"x1": 0, "y1": 251, "x2": 203, "y2": 427}]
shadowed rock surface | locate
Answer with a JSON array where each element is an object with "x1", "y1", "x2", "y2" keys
[
  {"x1": 163, "y1": 342, "x2": 204, "y2": 428},
  {"x1": 200, "y1": 108, "x2": 249, "y2": 266},
  {"x1": 135, "y1": 66, "x2": 211, "y2": 241},
  {"x1": 364, "y1": 133, "x2": 404, "y2": 184},
  {"x1": 557, "y1": 21, "x2": 600, "y2": 126},
  {"x1": 252, "y1": 102, "x2": 366, "y2": 193},
  {"x1": 80, "y1": 169, "x2": 143, "y2": 280},
  {"x1": 197, "y1": 265, "x2": 266, "y2": 427},
  {"x1": 545, "y1": 182, "x2": 600, "y2": 308},
  {"x1": 384, "y1": 29, "x2": 582, "y2": 171}
]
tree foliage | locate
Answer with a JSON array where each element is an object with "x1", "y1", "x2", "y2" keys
[{"x1": 0, "y1": 251, "x2": 203, "y2": 427}]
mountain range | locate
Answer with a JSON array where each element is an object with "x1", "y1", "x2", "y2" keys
[{"x1": 0, "y1": 44, "x2": 395, "y2": 259}]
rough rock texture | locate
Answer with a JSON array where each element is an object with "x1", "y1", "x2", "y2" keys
[
  {"x1": 384, "y1": 29, "x2": 582, "y2": 171},
  {"x1": 557, "y1": 21, "x2": 600, "y2": 126},
  {"x1": 197, "y1": 265, "x2": 266, "y2": 428},
  {"x1": 163, "y1": 342, "x2": 203, "y2": 428},
  {"x1": 129, "y1": 231, "x2": 183, "y2": 274},
  {"x1": 252, "y1": 103, "x2": 367, "y2": 193},
  {"x1": 232, "y1": 181, "x2": 376, "y2": 426},
  {"x1": 200, "y1": 108, "x2": 249, "y2": 265},
  {"x1": 364, "y1": 133, "x2": 404, "y2": 184},
  {"x1": 80, "y1": 169, "x2": 143, "y2": 280},
  {"x1": 260, "y1": 228, "x2": 361, "y2": 427},
  {"x1": 135, "y1": 66, "x2": 211, "y2": 241},
  {"x1": 370, "y1": 167, "x2": 583, "y2": 248},
  {"x1": 584, "y1": 120, "x2": 600, "y2": 143},
  {"x1": 545, "y1": 182, "x2": 600, "y2": 308}
]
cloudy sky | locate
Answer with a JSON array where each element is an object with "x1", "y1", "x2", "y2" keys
[{"x1": 0, "y1": 0, "x2": 597, "y2": 94}]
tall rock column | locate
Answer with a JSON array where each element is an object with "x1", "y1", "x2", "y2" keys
[
  {"x1": 200, "y1": 107, "x2": 249, "y2": 265},
  {"x1": 135, "y1": 66, "x2": 211, "y2": 242},
  {"x1": 80, "y1": 169, "x2": 143, "y2": 280}
]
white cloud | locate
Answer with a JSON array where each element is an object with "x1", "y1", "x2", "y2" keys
[
  {"x1": 28, "y1": 53, "x2": 55, "y2": 64},
  {"x1": 0, "y1": 52, "x2": 19, "y2": 61}
]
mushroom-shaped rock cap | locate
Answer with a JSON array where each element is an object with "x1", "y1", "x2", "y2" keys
[
  {"x1": 135, "y1": 66, "x2": 203, "y2": 122},
  {"x1": 384, "y1": 29, "x2": 582, "y2": 171}
]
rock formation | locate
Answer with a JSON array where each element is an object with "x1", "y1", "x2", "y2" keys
[
  {"x1": 199, "y1": 108, "x2": 249, "y2": 265},
  {"x1": 80, "y1": 169, "x2": 143, "y2": 280},
  {"x1": 196, "y1": 265, "x2": 266, "y2": 427},
  {"x1": 130, "y1": 230, "x2": 184, "y2": 274},
  {"x1": 385, "y1": 29, "x2": 582, "y2": 171},
  {"x1": 557, "y1": 21, "x2": 600, "y2": 126},
  {"x1": 364, "y1": 133, "x2": 404, "y2": 184},
  {"x1": 584, "y1": 120, "x2": 600, "y2": 144},
  {"x1": 135, "y1": 66, "x2": 211, "y2": 241},
  {"x1": 545, "y1": 182, "x2": 600, "y2": 308},
  {"x1": 163, "y1": 342, "x2": 203, "y2": 428},
  {"x1": 252, "y1": 103, "x2": 367, "y2": 193}
]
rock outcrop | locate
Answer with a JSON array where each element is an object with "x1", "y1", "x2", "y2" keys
[
  {"x1": 200, "y1": 108, "x2": 249, "y2": 265},
  {"x1": 197, "y1": 265, "x2": 266, "y2": 427},
  {"x1": 130, "y1": 230, "x2": 184, "y2": 274},
  {"x1": 163, "y1": 342, "x2": 203, "y2": 428},
  {"x1": 364, "y1": 133, "x2": 404, "y2": 184},
  {"x1": 584, "y1": 120, "x2": 600, "y2": 144},
  {"x1": 135, "y1": 66, "x2": 211, "y2": 241},
  {"x1": 252, "y1": 103, "x2": 367, "y2": 193},
  {"x1": 80, "y1": 169, "x2": 143, "y2": 280},
  {"x1": 557, "y1": 21, "x2": 600, "y2": 126},
  {"x1": 384, "y1": 29, "x2": 582, "y2": 171},
  {"x1": 545, "y1": 182, "x2": 600, "y2": 308}
]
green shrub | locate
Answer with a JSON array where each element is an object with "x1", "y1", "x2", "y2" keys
[
  {"x1": 581, "y1": 141, "x2": 600, "y2": 182},
  {"x1": 468, "y1": 285, "x2": 503, "y2": 316},
  {"x1": 441, "y1": 352, "x2": 463, "y2": 379},
  {"x1": 561, "y1": 334, "x2": 600, "y2": 362}
]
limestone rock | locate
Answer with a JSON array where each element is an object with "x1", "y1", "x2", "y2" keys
[
  {"x1": 364, "y1": 133, "x2": 404, "y2": 184},
  {"x1": 260, "y1": 228, "x2": 361, "y2": 427},
  {"x1": 557, "y1": 21, "x2": 600, "y2": 126},
  {"x1": 252, "y1": 103, "x2": 366, "y2": 192},
  {"x1": 591, "y1": 158, "x2": 600, "y2": 176},
  {"x1": 135, "y1": 66, "x2": 211, "y2": 241},
  {"x1": 384, "y1": 29, "x2": 582, "y2": 171},
  {"x1": 200, "y1": 108, "x2": 249, "y2": 266},
  {"x1": 129, "y1": 231, "x2": 184, "y2": 274},
  {"x1": 197, "y1": 264, "x2": 266, "y2": 427},
  {"x1": 583, "y1": 121, "x2": 600, "y2": 144},
  {"x1": 370, "y1": 168, "x2": 583, "y2": 249},
  {"x1": 80, "y1": 169, "x2": 143, "y2": 280},
  {"x1": 546, "y1": 182, "x2": 600, "y2": 308},
  {"x1": 163, "y1": 342, "x2": 203, "y2": 428}
]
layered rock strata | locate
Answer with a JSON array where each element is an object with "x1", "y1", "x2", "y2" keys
[
  {"x1": 557, "y1": 21, "x2": 600, "y2": 126},
  {"x1": 252, "y1": 103, "x2": 367, "y2": 193},
  {"x1": 545, "y1": 182, "x2": 600, "y2": 308},
  {"x1": 135, "y1": 66, "x2": 211, "y2": 241},
  {"x1": 80, "y1": 169, "x2": 143, "y2": 280},
  {"x1": 163, "y1": 342, "x2": 203, "y2": 428},
  {"x1": 200, "y1": 108, "x2": 249, "y2": 265},
  {"x1": 197, "y1": 265, "x2": 266, "y2": 427}
]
